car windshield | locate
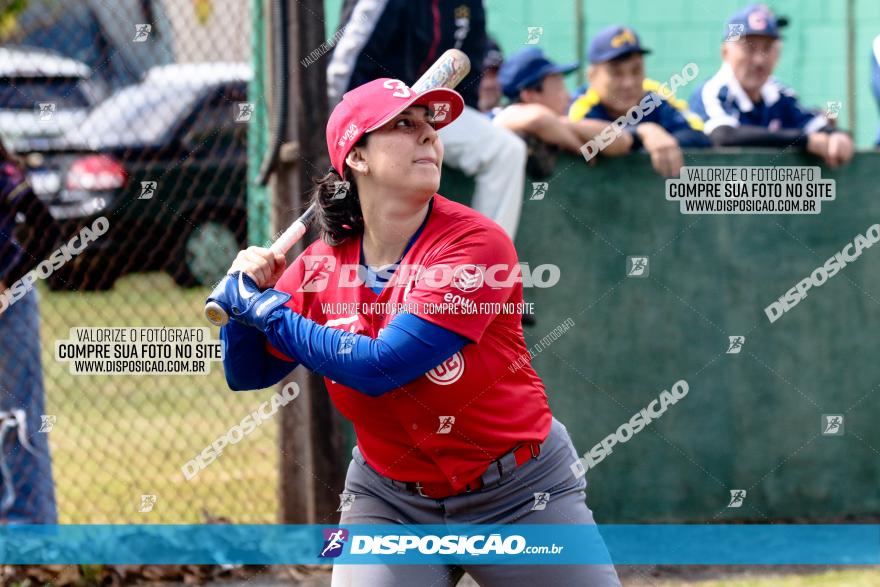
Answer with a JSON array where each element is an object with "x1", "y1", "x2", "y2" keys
[
  {"x1": 0, "y1": 77, "x2": 91, "y2": 109},
  {"x1": 65, "y1": 82, "x2": 202, "y2": 148}
]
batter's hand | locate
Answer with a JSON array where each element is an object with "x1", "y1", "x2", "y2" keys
[
  {"x1": 227, "y1": 246, "x2": 286, "y2": 289},
  {"x1": 205, "y1": 271, "x2": 292, "y2": 331},
  {"x1": 637, "y1": 123, "x2": 684, "y2": 178}
]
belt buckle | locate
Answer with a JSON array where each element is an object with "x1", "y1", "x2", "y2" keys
[
  {"x1": 529, "y1": 443, "x2": 540, "y2": 459},
  {"x1": 413, "y1": 482, "x2": 429, "y2": 498}
]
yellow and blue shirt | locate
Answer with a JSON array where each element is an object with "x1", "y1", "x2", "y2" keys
[{"x1": 568, "y1": 79, "x2": 710, "y2": 148}]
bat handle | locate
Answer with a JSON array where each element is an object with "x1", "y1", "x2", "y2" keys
[
  {"x1": 270, "y1": 203, "x2": 317, "y2": 254},
  {"x1": 203, "y1": 204, "x2": 318, "y2": 326},
  {"x1": 270, "y1": 220, "x2": 308, "y2": 255}
]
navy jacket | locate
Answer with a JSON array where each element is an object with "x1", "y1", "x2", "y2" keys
[
  {"x1": 327, "y1": 0, "x2": 486, "y2": 109},
  {"x1": 689, "y1": 63, "x2": 830, "y2": 144}
]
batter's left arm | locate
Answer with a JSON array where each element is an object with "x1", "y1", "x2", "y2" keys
[
  {"x1": 220, "y1": 320, "x2": 297, "y2": 391},
  {"x1": 211, "y1": 272, "x2": 468, "y2": 396}
]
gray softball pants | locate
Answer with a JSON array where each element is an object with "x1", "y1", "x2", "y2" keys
[{"x1": 331, "y1": 417, "x2": 622, "y2": 586}]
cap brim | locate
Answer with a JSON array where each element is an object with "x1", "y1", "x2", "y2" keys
[
  {"x1": 552, "y1": 62, "x2": 580, "y2": 75},
  {"x1": 740, "y1": 32, "x2": 780, "y2": 39},
  {"x1": 590, "y1": 48, "x2": 650, "y2": 64},
  {"x1": 365, "y1": 87, "x2": 465, "y2": 133},
  {"x1": 512, "y1": 62, "x2": 580, "y2": 95}
]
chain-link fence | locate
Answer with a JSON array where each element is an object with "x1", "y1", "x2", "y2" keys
[{"x1": 0, "y1": 0, "x2": 283, "y2": 524}]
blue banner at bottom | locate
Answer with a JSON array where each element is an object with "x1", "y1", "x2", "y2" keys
[{"x1": 1, "y1": 524, "x2": 877, "y2": 565}]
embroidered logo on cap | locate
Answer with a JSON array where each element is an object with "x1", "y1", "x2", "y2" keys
[{"x1": 338, "y1": 122, "x2": 359, "y2": 147}]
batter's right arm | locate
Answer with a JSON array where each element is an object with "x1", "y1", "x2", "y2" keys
[{"x1": 221, "y1": 320, "x2": 297, "y2": 391}]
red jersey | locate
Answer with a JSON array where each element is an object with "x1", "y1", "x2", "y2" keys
[{"x1": 269, "y1": 195, "x2": 552, "y2": 494}]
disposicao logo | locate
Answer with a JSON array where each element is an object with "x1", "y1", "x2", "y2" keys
[{"x1": 319, "y1": 528, "x2": 349, "y2": 558}]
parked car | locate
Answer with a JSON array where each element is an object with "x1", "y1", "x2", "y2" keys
[
  {"x1": 24, "y1": 62, "x2": 252, "y2": 290},
  {"x1": 0, "y1": 45, "x2": 106, "y2": 152}
]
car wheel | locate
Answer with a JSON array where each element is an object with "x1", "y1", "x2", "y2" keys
[{"x1": 172, "y1": 216, "x2": 244, "y2": 288}]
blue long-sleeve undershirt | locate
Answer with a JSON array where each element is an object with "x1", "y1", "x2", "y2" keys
[
  {"x1": 220, "y1": 320, "x2": 298, "y2": 391},
  {"x1": 218, "y1": 197, "x2": 469, "y2": 395},
  {"x1": 220, "y1": 311, "x2": 469, "y2": 396}
]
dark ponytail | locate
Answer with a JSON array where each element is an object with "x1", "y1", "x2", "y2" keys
[{"x1": 310, "y1": 136, "x2": 366, "y2": 246}]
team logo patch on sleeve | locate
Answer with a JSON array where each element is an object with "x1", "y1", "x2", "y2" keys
[{"x1": 426, "y1": 351, "x2": 465, "y2": 385}]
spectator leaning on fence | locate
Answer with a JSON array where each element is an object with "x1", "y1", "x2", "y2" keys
[
  {"x1": 568, "y1": 25, "x2": 710, "y2": 178},
  {"x1": 491, "y1": 47, "x2": 631, "y2": 178},
  {"x1": 871, "y1": 34, "x2": 880, "y2": 147},
  {"x1": 689, "y1": 4, "x2": 854, "y2": 168},
  {"x1": 0, "y1": 136, "x2": 60, "y2": 524},
  {"x1": 327, "y1": 0, "x2": 528, "y2": 241}
]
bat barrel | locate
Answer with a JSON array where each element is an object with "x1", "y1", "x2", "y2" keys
[
  {"x1": 411, "y1": 49, "x2": 471, "y2": 93},
  {"x1": 204, "y1": 50, "x2": 468, "y2": 328}
]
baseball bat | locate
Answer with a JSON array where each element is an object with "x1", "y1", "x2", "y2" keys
[{"x1": 204, "y1": 49, "x2": 471, "y2": 326}]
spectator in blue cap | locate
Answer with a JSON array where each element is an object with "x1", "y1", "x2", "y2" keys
[
  {"x1": 569, "y1": 25, "x2": 709, "y2": 178},
  {"x1": 492, "y1": 47, "x2": 629, "y2": 164},
  {"x1": 690, "y1": 4, "x2": 854, "y2": 167}
]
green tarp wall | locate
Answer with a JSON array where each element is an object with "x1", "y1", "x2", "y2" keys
[{"x1": 440, "y1": 151, "x2": 880, "y2": 522}]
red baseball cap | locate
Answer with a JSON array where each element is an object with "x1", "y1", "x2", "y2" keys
[{"x1": 326, "y1": 78, "x2": 465, "y2": 175}]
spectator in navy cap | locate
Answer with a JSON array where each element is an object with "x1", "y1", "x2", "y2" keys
[
  {"x1": 690, "y1": 4, "x2": 854, "y2": 168},
  {"x1": 569, "y1": 25, "x2": 709, "y2": 178},
  {"x1": 478, "y1": 37, "x2": 504, "y2": 113},
  {"x1": 492, "y1": 47, "x2": 629, "y2": 165}
]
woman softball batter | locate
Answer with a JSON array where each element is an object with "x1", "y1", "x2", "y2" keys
[{"x1": 209, "y1": 78, "x2": 621, "y2": 586}]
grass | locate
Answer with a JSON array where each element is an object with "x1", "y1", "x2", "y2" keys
[{"x1": 37, "y1": 272, "x2": 280, "y2": 523}]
